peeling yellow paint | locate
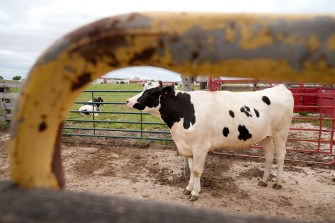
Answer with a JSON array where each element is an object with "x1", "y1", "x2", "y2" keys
[
  {"x1": 327, "y1": 33, "x2": 335, "y2": 51},
  {"x1": 224, "y1": 25, "x2": 236, "y2": 43},
  {"x1": 239, "y1": 26, "x2": 273, "y2": 50},
  {"x1": 308, "y1": 35, "x2": 320, "y2": 52},
  {"x1": 276, "y1": 33, "x2": 305, "y2": 46}
]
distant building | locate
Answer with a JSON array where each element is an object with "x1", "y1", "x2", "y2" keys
[
  {"x1": 108, "y1": 78, "x2": 129, "y2": 84},
  {"x1": 129, "y1": 77, "x2": 146, "y2": 84},
  {"x1": 92, "y1": 78, "x2": 107, "y2": 84},
  {"x1": 92, "y1": 77, "x2": 129, "y2": 84}
]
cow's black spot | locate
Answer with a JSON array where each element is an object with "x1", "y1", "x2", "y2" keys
[
  {"x1": 229, "y1": 110, "x2": 235, "y2": 118},
  {"x1": 159, "y1": 91, "x2": 196, "y2": 129},
  {"x1": 223, "y1": 127, "x2": 229, "y2": 137},
  {"x1": 238, "y1": 125, "x2": 252, "y2": 141},
  {"x1": 81, "y1": 109, "x2": 90, "y2": 115},
  {"x1": 240, "y1": 106, "x2": 252, "y2": 117},
  {"x1": 39, "y1": 121, "x2": 47, "y2": 131},
  {"x1": 262, "y1": 96, "x2": 271, "y2": 105},
  {"x1": 254, "y1": 109, "x2": 260, "y2": 118}
]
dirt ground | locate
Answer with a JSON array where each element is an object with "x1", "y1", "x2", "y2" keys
[{"x1": 0, "y1": 131, "x2": 335, "y2": 222}]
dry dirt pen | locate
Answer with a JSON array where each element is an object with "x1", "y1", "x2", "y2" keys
[{"x1": 0, "y1": 131, "x2": 334, "y2": 222}]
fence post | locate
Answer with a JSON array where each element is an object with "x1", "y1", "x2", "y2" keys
[
  {"x1": 331, "y1": 88, "x2": 335, "y2": 159},
  {"x1": 140, "y1": 111, "x2": 143, "y2": 139},
  {"x1": 316, "y1": 86, "x2": 323, "y2": 153},
  {"x1": 91, "y1": 91, "x2": 96, "y2": 136}
]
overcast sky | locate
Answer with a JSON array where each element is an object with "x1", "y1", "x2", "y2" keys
[{"x1": 1, "y1": 0, "x2": 334, "y2": 81}]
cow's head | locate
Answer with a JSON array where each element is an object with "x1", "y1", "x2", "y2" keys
[
  {"x1": 126, "y1": 81, "x2": 174, "y2": 114},
  {"x1": 93, "y1": 97, "x2": 104, "y2": 107}
]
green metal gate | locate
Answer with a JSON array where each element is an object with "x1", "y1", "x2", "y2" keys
[{"x1": 63, "y1": 89, "x2": 172, "y2": 141}]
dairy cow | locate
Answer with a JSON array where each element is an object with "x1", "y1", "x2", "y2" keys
[
  {"x1": 126, "y1": 82, "x2": 294, "y2": 201},
  {"x1": 79, "y1": 97, "x2": 104, "y2": 116}
]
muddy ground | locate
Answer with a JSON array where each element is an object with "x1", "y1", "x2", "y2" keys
[{"x1": 0, "y1": 131, "x2": 334, "y2": 222}]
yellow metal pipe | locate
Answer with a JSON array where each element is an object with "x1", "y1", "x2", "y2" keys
[{"x1": 9, "y1": 12, "x2": 335, "y2": 189}]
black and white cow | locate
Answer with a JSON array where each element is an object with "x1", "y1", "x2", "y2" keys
[
  {"x1": 79, "y1": 97, "x2": 104, "y2": 116},
  {"x1": 126, "y1": 82, "x2": 294, "y2": 201}
]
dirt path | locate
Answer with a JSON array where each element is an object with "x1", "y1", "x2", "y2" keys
[{"x1": 1, "y1": 133, "x2": 335, "y2": 222}]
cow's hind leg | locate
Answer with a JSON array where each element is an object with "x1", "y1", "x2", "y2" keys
[
  {"x1": 183, "y1": 157, "x2": 190, "y2": 179},
  {"x1": 259, "y1": 136, "x2": 274, "y2": 187},
  {"x1": 272, "y1": 132, "x2": 288, "y2": 190}
]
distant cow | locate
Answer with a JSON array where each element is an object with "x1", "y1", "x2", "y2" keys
[
  {"x1": 126, "y1": 82, "x2": 294, "y2": 201},
  {"x1": 79, "y1": 97, "x2": 104, "y2": 116}
]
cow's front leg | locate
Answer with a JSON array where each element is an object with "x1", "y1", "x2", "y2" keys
[
  {"x1": 187, "y1": 152, "x2": 207, "y2": 201},
  {"x1": 184, "y1": 158, "x2": 193, "y2": 195}
]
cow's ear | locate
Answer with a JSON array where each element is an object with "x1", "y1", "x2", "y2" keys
[
  {"x1": 160, "y1": 86, "x2": 173, "y2": 96},
  {"x1": 159, "y1": 80, "x2": 163, "y2": 87}
]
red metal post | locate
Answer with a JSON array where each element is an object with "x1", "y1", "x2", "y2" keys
[
  {"x1": 330, "y1": 85, "x2": 335, "y2": 165},
  {"x1": 209, "y1": 77, "x2": 215, "y2": 91}
]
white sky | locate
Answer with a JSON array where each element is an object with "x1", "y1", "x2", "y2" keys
[{"x1": 0, "y1": 0, "x2": 334, "y2": 81}]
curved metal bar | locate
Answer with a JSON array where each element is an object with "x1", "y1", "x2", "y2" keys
[{"x1": 9, "y1": 12, "x2": 335, "y2": 189}]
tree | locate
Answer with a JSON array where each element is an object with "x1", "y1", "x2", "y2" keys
[
  {"x1": 181, "y1": 76, "x2": 196, "y2": 91},
  {"x1": 12, "y1": 76, "x2": 21, "y2": 81}
]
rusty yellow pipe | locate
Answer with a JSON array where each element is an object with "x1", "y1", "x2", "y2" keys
[{"x1": 9, "y1": 12, "x2": 335, "y2": 189}]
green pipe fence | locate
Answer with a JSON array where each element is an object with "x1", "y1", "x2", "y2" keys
[{"x1": 63, "y1": 89, "x2": 173, "y2": 141}]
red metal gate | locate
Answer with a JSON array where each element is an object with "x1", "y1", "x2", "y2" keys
[{"x1": 209, "y1": 78, "x2": 335, "y2": 165}]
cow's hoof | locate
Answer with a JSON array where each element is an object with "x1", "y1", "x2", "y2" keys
[
  {"x1": 188, "y1": 195, "x2": 198, "y2": 201},
  {"x1": 258, "y1": 181, "x2": 267, "y2": 187},
  {"x1": 183, "y1": 189, "x2": 192, "y2": 195},
  {"x1": 272, "y1": 184, "x2": 282, "y2": 190}
]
